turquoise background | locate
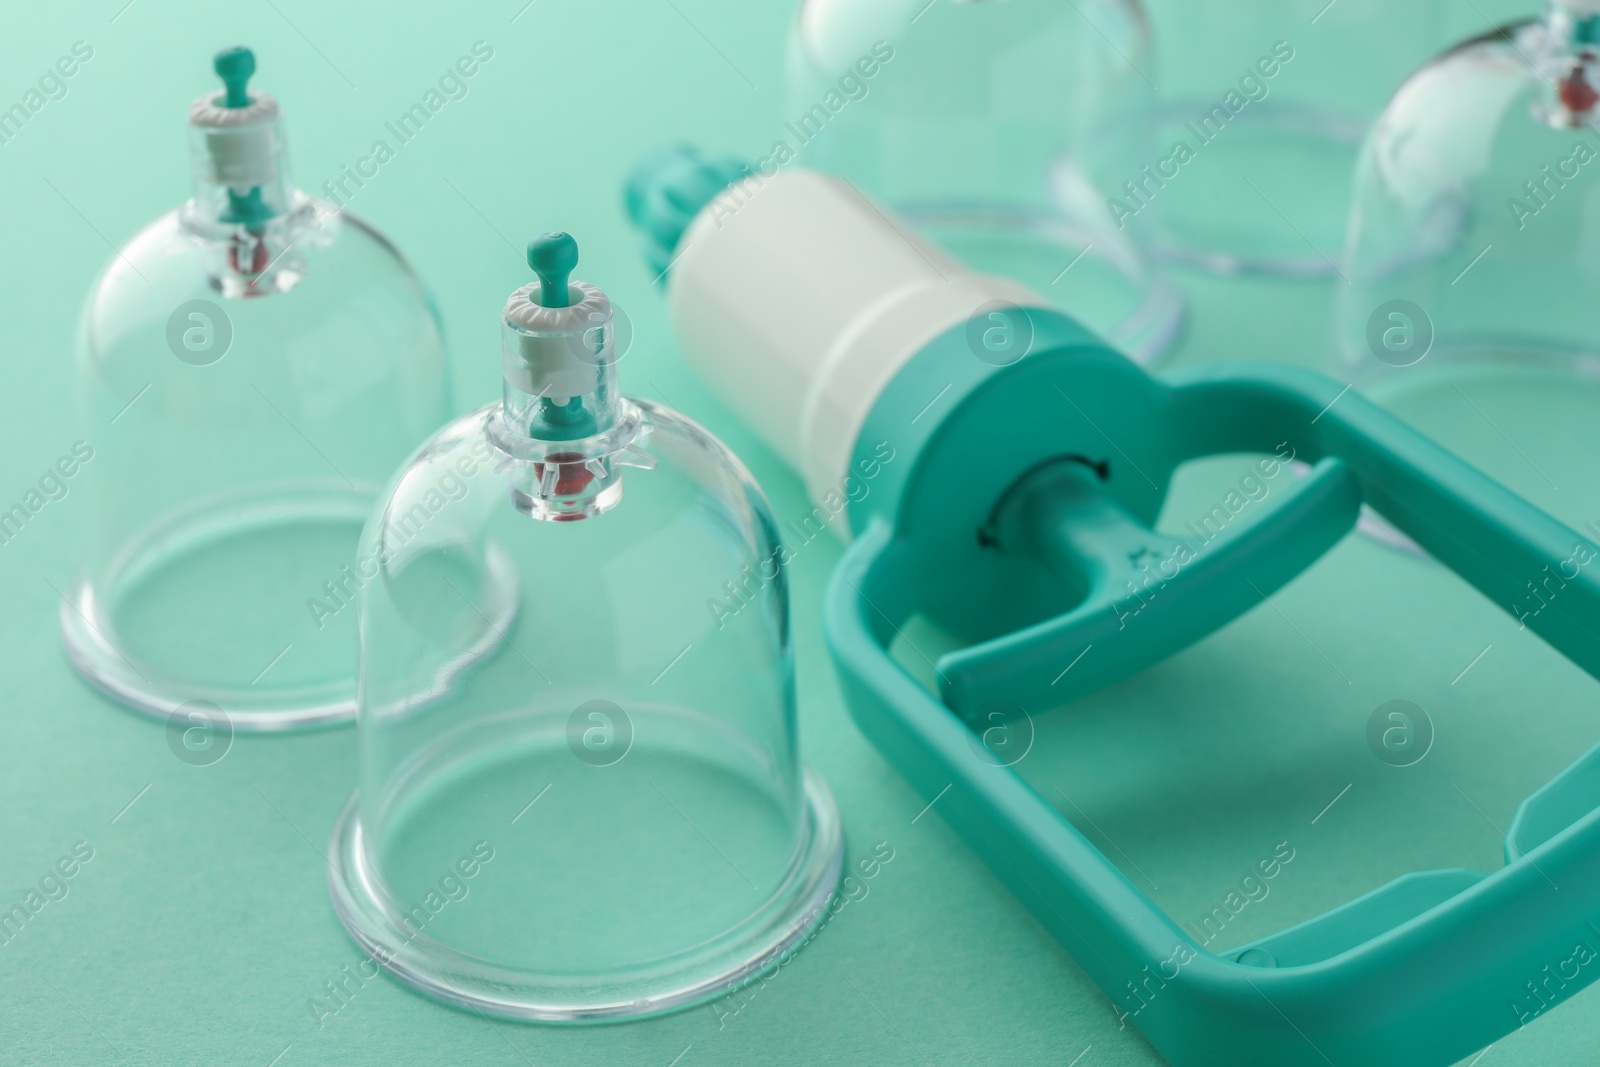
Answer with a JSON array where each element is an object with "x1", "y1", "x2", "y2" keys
[{"x1": 4, "y1": 1, "x2": 1599, "y2": 1064}]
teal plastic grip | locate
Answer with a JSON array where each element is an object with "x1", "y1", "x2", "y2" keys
[
  {"x1": 827, "y1": 312, "x2": 1600, "y2": 1066},
  {"x1": 622, "y1": 145, "x2": 753, "y2": 280}
]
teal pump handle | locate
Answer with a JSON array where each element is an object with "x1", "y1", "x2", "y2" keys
[
  {"x1": 827, "y1": 317, "x2": 1600, "y2": 1067},
  {"x1": 940, "y1": 452, "x2": 1361, "y2": 718}
]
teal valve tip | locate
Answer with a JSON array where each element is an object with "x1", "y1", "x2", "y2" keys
[
  {"x1": 527, "y1": 232, "x2": 578, "y2": 309},
  {"x1": 214, "y1": 46, "x2": 256, "y2": 109}
]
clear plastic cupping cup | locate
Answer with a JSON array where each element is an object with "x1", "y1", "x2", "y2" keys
[
  {"x1": 785, "y1": 0, "x2": 1184, "y2": 364},
  {"x1": 1142, "y1": 0, "x2": 1441, "y2": 274},
  {"x1": 1338, "y1": 0, "x2": 1600, "y2": 535},
  {"x1": 62, "y1": 48, "x2": 450, "y2": 731},
  {"x1": 326, "y1": 234, "x2": 843, "y2": 1021}
]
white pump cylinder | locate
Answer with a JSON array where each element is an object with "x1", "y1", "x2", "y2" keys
[{"x1": 668, "y1": 169, "x2": 1045, "y2": 509}]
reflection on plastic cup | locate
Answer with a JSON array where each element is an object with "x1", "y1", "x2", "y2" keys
[
  {"x1": 965, "y1": 699, "x2": 1035, "y2": 767},
  {"x1": 1366, "y1": 699, "x2": 1433, "y2": 767},
  {"x1": 567, "y1": 699, "x2": 634, "y2": 767},
  {"x1": 166, "y1": 699, "x2": 233, "y2": 766},
  {"x1": 965, "y1": 301, "x2": 1035, "y2": 367},
  {"x1": 1366, "y1": 300, "x2": 1433, "y2": 368},
  {"x1": 569, "y1": 302, "x2": 635, "y2": 366},
  {"x1": 166, "y1": 299, "x2": 234, "y2": 366}
]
